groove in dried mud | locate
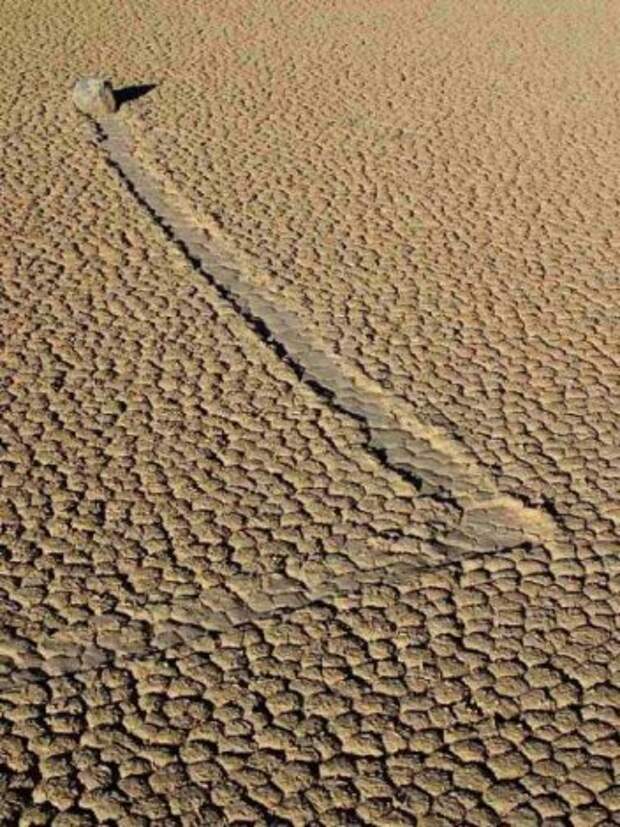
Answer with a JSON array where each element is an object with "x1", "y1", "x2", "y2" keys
[{"x1": 94, "y1": 116, "x2": 566, "y2": 563}]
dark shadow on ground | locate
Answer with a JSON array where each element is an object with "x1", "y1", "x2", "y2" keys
[{"x1": 114, "y1": 84, "x2": 157, "y2": 108}]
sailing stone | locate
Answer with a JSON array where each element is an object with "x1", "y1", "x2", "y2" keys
[{"x1": 72, "y1": 78, "x2": 116, "y2": 117}]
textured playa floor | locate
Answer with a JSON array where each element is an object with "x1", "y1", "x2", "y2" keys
[{"x1": 1, "y1": 1, "x2": 619, "y2": 825}]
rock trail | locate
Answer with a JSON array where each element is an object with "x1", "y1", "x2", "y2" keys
[{"x1": 98, "y1": 115, "x2": 566, "y2": 568}]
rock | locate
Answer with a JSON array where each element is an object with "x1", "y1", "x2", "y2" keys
[{"x1": 72, "y1": 78, "x2": 116, "y2": 117}]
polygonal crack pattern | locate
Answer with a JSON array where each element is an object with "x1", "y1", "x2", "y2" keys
[
  {"x1": 1, "y1": 1, "x2": 619, "y2": 824},
  {"x1": 2, "y1": 549, "x2": 619, "y2": 825}
]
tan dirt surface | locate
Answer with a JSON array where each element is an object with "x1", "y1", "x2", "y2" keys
[{"x1": 1, "y1": 1, "x2": 619, "y2": 825}]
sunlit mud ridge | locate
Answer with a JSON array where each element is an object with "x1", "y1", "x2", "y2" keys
[{"x1": 97, "y1": 115, "x2": 566, "y2": 563}]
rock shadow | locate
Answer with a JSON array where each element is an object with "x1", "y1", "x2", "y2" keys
[{"x1": 114, "y1": 83, "x2": 157, "y2": 108}]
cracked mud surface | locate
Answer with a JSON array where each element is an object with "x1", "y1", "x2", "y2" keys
[{"x1": 1, "y1": 1, "x2": 619, "y2": 825}]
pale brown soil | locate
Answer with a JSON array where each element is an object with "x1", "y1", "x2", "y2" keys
[{"x1": 1, "y1": 1, "x2": 619, "y2": 825}]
